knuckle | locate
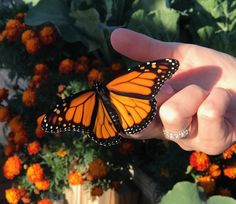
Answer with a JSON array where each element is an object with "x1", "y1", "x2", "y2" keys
[
  {"x1": 186, "y1": 84, "x2": 206, "y2": 96},
  {"x1": 198, "y1": 101, "x2": 221, "y2": 120},
  {"x1": 159, "y1": 102, "x2": 180, "y2": 123}
]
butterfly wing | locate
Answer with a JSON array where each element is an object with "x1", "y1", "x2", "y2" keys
[
  {"x1": 107, "y1": 59, "x2": 179, "y2": 134},
  {"x1": 42, "y1": 90, "x2": 122, "y2": 146}
]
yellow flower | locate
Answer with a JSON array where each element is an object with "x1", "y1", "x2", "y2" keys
[
  {"x1": 68, "y1": 171, "x2": 84, "y2": 185},
  {"x1": 5, "y1": 187, "x2": 22, "y2": 204},
  {"x1": 56, "y1": 148, "x2": 68, "y2": 157},
  {"x1": 26, "y1": 163, "x2": 45, "y2": 183},
  {"x1": 35, "y1": 179, "x2": 50, "y2": 190}
]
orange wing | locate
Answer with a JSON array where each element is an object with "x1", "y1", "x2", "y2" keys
[
  {"x1": 107, "y1": 59, "x2": 179, "y2": 98},
  {"x1": 42, "y1": 90, "x2": 97, "y2": 133},
  {"x1": 109, "y1": 92, "x2": 156, "y2": 134}
]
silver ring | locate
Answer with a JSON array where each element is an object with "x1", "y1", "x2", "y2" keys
[{"x1": 163, "y1": 127, "x2": 190, "y2": 140}]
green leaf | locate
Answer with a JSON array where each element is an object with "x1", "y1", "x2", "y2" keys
[
  {"x1": 128, "y1": 7, "x2": 179, "y2": 41},
  {"x1": 159, "y1": 182, "x2": 205, "y2": 204},
  {"x1": 25, "y1": 0, "x2": 81, "y2": 42},
  {"x1": 159, "y1": 181, "x2": 236, "y2": 204},
  {"x1": 208, "y1": 196, "x2": 236, "y2": 204},
  {"x1": 23, "y1": 0, "x2": 40, "y2": 6}
]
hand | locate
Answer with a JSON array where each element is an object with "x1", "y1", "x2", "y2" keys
[{"x1": 110, "y1": 28, "x2": 236, "y2": 155}]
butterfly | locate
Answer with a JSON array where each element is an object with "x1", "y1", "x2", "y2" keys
[{"x1": 42, "y1": 59, "x2": 179, "y2": 146}]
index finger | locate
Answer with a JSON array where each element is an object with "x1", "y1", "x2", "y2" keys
[{"x1": 110, "y1": 28, "x2": 187, "y2": 62}]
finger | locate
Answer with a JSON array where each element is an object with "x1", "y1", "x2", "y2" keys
[
  {"x1": 156, "y1": 84, "x2": 175, "y2": 106},
  {"x1": 110, "y1": 28, "x2": 188, "y2": 62},
  {"x1": 196, "y1": 87, "x2": 232, "y2": 154},
  {"x1": 160, "y1": 85, "x2": 208, "y2": 135}
]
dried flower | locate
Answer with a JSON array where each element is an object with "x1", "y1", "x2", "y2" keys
[
  {"x1": 208, "y1": 164, "x2": 221, "y2": 178},
  {"x1": 21, "y1": 30, "x2": 36, "y2": 45},
  {"x1": 189, "y1": 151, "x2": 210, "y2": 171},
  {"x1": 37, "y1": 198, "x2": 52, "y2": 204},
  {"x1": 35, "y1": 179, "x2": 50, "y2": 190},
  {"x1": 223, "y1": 144, "x2": 236, "y2": 159},
  {"x1": 87, "y1": 69, "x2": 103, "y2": 86},
  {"x1": 13, "y1": 129, "x2": 28, "y2": 145},
  {"x1": 26, "y1": 163, "x2": 45, "y2": 183},
  {"x1": 118, "y1": 140, "x2": 134, "y2": 155},
  {"x1": 59, "y1": 59, "x2": 74, "y2": 74},
  {"x1": 34, "y1": 63, "x2": 48, "y2": 76},
  {"x1": 0, "y1": 88, "x2": 9, "y2": 101},
  {"x1": 88, "y1": 159, "x2": 109, "y2": 179},
  {"x1": 3, "y1": 155, "x2": 22, "y2": 180},
  {"x1": 91, "y1": 185, "x2": 103, "y2": 197},
  {"x1": 0, "y1": 106, "x2": 10, "y2": 122},
  {"x1": 4, "y1": 143, "x2": 16, "y2": 157},
  {"x1": 223, "y1": 165, "x2": 236, "y2": 179},
  {"x1": 68, "y1": 171, "x2": 84, "y2": 185},
  {"x1": 35, "y1": 125, "x2": 46, "y2": 138},
  {"x1": 197, "y1": 175, "x2": 215, "y2": 195},
  {"x1": 22, "y1": 89, "x2": 36, "y2": 107},
  {"x1": 56, "y1": 147, "x2": 68, "y2": 157},
  {"x1": 8, "y1": 116, "x2": 24, "y2": 132},
  {"x1": 5, "y1": 187, "x2": 22, "y2": 204},
  {"x1": 25, "y1": 37, "x2": 41, "y2": 54},
  {"x1": 39, "y1": 26, "x2": 57, "y2": 45},
  {"x1": 27, "y1": 141, "x2": 41, "y2": 155},
  {"x1": 217, "y1": 187, "x2": 232, "y2": 197}
]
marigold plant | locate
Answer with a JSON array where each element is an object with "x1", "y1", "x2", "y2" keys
[
  {"x1": 189, "y1": 151, "x2": 210, "y2": 171},
  {"x1": 27, "y1": 141, "x2": 41, "y2": 155},
  {"x1": 68, "y1": 171, "x2": 84, "y2": 185},
  {"x1": 35, "y1": 179, "x2": 50, "y2": 190},
  {"x1": 25, "y1": 37, "x2": 41, "y2": 54},
  {"x1": 0, "y1": 106, "x2": 10, "y2": 122},
  {"x1": 5, "y1": 187, "x2": 25, "y2": 204},
  {"x1": 58, "y1": 58, "x2": 74, "y2": 74},
  {"x1": 223, "y1": 165, "x2": 236, "y2": 179},
  {"x1": 91, "y1": 185, "x2": 103, "y2": 197},
  {"x1": 39, "y1": 26, "x2": 57, "y2": 45},
  {"x1": 37, "y1": 198, "x2": 52, "y2": 204},
  {"x1": 88, "y1": 158, "x2": 109, "y2": 180},
  {"x1": 21, "y1": 29, "x2": 36, "y2": 44},
  {"x1": 22, "y1": 89, "x2": 36, "y2": 107}
]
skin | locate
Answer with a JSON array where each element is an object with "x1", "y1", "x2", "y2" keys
[{"x1": 110, "y1": 28, "x2": 236, "y2": 155}]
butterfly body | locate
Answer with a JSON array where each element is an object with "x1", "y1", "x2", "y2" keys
[{"x1": 42, "y1": 59, "x2": 179, "y2": 146}]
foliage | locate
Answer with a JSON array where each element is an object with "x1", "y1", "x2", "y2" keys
[
  {"x1": 159, "y1": 181, "x2": 236, "y2": 204},
  {"x1": 0, "y1": 0, "x2": 236, "y2": 204}
]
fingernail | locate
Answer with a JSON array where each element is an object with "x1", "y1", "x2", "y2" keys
[{"x1": 161, "y1": 84, "x2": 174, "y2": 94}]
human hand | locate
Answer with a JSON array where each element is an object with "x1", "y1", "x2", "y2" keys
[{"x1": 110, "y1": 28, "x2": 236, "y2": 155}]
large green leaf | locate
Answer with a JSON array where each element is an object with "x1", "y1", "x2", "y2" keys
[
  {"x1": 128, "y1": 5, "x2": 179, "y2": 41},
  {"x1": 25, "y1": 0, "x2": 81, "y2": 42},
  {"x1": 159, "y1": 182, "x2": 236, "y2": 204}
]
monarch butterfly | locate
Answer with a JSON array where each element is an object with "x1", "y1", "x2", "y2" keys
[{"x1": 42, "y1": 59, "x2": 179, "y2": 146}]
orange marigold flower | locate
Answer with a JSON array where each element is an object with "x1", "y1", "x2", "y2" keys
[
  {"x1": 68, "y1": 171, "x2": 84, "y2": 185},
  {"x1": 87, "y1": 69, "x2": 103, "y2": 86},
  {"x1": 27, "y1": 141, "x2": 41, "y2": 155},
  {"x1": 118, "y1": 140, "x2": 135, "y2": 155},
  {"x1": 0, "y1": 106, "x2": 10, "y2": 122},
  {"x1": 208, "y1": 164, "x2": 221, "y2": 178},
  {"x1": 109, "y1": 63, "x2": 123, "y2": 74},
  {"x1": 4, "y1": 28, "x2": 20, "y2": 41},
  {"x1": 35, "y1": 179, "x2": 50, "y2": 190},
  {"x1": 4, "y1": 143, "x2": 16, "y2": 157},
  {"x1": 37, "y1": 198, "x2": 52, "y2": 204},
  {"x1": 34, "y1": 64, "x2": 48, "y2": 76},
  {"x1": 26, "y1": 163, "x2": 45, "y2": 183},
  {"x1": 28, "y1": 75, "x2": 42, "y2": 89},
  {"x1": 197, "y1": 175, "x2": 215, "y2": 195},
  {"x1": 3, "y1": 155, "x2": 22, "y2": 180},
  {"x1": 56, "y1": 147, "x2": 68, "y2": 158},
  {"x1": 223, "y1": 165, "x2": 236, "y2": 179},
  {"x1": 22, "y1": 89, "x2": 36, "y2": 107},
  {"x1": 8, "y1": 116, "x2": 25, "y2": 132},
  {"x1": 25, "y1": 37, "x2": 41, "y2": 54},
  {"x1": 190, "y1": 151, "x2": 210, "y2": 171},
  {"x1": 13, "y1": 129, "x2": 28, "y2": 145},
  {"x1": 223, "y1": 144, "x2": 236, "y2": 159},
  {"x1": 75, "y1": 56, "x2": 89, "y2": 73},
  {"x1": 88, "y1": 159, "x2": 109, "y2": 179},
  {"x1": 21, "y1": 30, "x2": 36, "y2": 45},
  {"x1": 6, "y1": 19, "x2": 22, "y2": 30},
  {"x1": 5, "y1": 187, "x2": 22, "y2": 204},
  {"x1": 91, "y1": 185, "x2": 103, "y2": 197},
  {"x1": 59, "y1": 59, "x2": 74, "y2": 74},
  {"x1": 39, "y1": 26, "x2": 57, "y2": 45},
  {"x1": 35, "y1": 125, "x2": 46, "y2": 139},
  {"x1": 22, "y1": 195, "x2": 31, "y2": 204},
  {"x1": 0, "y1": 88, "x2": 9, "y2": 101}
]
